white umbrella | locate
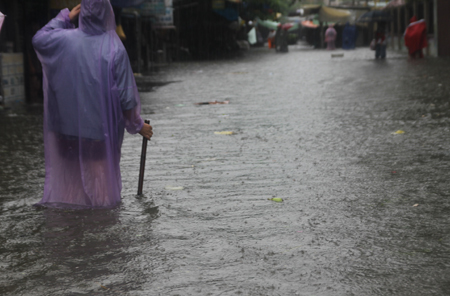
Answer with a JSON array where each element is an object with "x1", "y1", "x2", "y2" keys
[{"x1": 0, "y1": 12, "x2": 5, "y2": 32}]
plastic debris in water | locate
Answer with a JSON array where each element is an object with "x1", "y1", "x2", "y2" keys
[
  {"x1": 214, "y1": 131, "x2": 234, "y2": 135},
  {"x1": 196, "y1": 100, "x2": 229, "y2": 105},
  {"x1": 268, "y1": 197, "x2": 283, "y2": 202},
  {"x1": 413, "y1": 204, "x2": 419, "y2": 207},
  {"x1": 165, "y1": 186, "x2": 184, "y2": 190},
  {"x1": 391, "y1": 130, "x2": 405, "y2": 135}
]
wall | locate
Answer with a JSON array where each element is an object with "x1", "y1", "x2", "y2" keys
[
  {"x1": 1, "y1": 53, "x2": 25, "y2": 106},
  {"x1": 437, "y1": 0, "x2": 450, "y2": 56}
]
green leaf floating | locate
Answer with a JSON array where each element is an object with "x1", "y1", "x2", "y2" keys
[{"x1": 268, "y1": 197, "x2": 283, "y2": 202}]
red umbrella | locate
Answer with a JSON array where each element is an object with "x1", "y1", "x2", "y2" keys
[
  {"x1": 301, "y1": 20, "x2": 319, "y2": 29},
  {"x1": 282, "y1": 23, "x2": 293, "y2": 30}
]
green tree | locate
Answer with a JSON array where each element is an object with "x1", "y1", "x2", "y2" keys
[{"x1": 243, "y1": 0, "x2": 297, "y2": 20}]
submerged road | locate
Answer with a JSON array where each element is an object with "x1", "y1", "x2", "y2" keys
[{"x1": 1, "y1": 44, "x2": 450, "y2": 295}]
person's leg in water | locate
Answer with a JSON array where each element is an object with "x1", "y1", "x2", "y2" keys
[
  {"x1": 380, "y1": 44, "x2": 386, "y2": 59},
  {"x1": 417, "y1": 50, "x2": 424, "y2": 58},
  {"x1": 410, "y1": 50, "x2": 424, "y2": 59}
]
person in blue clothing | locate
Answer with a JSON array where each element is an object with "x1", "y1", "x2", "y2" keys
[{"x1": 342, "y1": 22, "x2": 357, "y2": 50}]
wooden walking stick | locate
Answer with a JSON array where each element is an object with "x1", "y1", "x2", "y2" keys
[{"x1": 137, "y1": 119, "x2": 150, "y2": 195}]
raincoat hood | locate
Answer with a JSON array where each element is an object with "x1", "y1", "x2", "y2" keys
[{"x1": 80, "y1": 0, "x2": 116, "y2": 35}]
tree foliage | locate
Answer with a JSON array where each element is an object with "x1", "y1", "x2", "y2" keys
[{"x1": 242, "y1": 0, "x2": 295, "y2": 20}]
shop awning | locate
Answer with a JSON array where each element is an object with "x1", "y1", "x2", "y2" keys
[
  {"x1": 318, "y1": 6, "x2": 351, "y2": 23},
  {"x1": 302, "y1": 4, "x2": 321, "y2": 15},
  {"x1": 383, "y1": 0, "x2": 406, "y2": 9},
  {"x1": 256, "y1": 18, "x2": 299, "y2": 32},
  {"x1": 301, "y1": 20, "x2": 319, "y2": 29},
  {"x1": 256, "y1": 19, "x2": 279, "y2": 30}
]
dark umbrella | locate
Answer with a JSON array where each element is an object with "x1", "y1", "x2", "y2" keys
[
  {"x1": 110, "y1": 0, "x2": 145, "y2": 8},
  {"x1": 357, "y1": 10, "x2": 391, "y2": 23}
]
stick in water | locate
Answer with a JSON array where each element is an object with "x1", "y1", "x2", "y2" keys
[{"x1": 138, "y1": 119, "x2": 150, "y2": 195}]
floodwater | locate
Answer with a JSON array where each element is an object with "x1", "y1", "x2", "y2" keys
[{"x1": 1, "y1": 44, "x2": 450, "y2": 295}]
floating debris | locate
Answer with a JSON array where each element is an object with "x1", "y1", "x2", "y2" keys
[
  {"x1": 331, "y1": 53, "x2": 344, "y2": 58},
  {"x1": 214, "y1": 131, "x2": 234, "y2": 135},
  {"x1": 165, "y1": 186, "x2": 184, "y2": 190},
  {"x1": 196, "y1": 100, "x2": 229, "y2": 105},
  {"x1": 201, "y1": 158, "x2": 217, "y2": 161},
  {"x1": 391, "y1": 130, "x2": 405, "y2": 135},
  {"x1": 268, "y1": 197, "x2": 283, "y2": 202},
  {"x1": 413, "y1": 204, "x2": 419, "y2": 207}
]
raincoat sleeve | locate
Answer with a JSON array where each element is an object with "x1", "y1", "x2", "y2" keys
[
  {"x1": 114, "y1": 46, "x2": 144, "y2": 134},
  {"x1": 32, "y1": 9, "x2": 75, "y2": 53}
]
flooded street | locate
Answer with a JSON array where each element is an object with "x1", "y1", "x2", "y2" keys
[{"x1": 1, "y1": 44, "x2": 450, "y2": 295}]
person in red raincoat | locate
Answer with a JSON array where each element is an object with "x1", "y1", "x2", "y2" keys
[{"x1": 404, "y1": 16, "x2": 427, "y2": 59}]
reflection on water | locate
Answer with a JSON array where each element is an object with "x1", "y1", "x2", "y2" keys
[
  {"x1": 1, "y1": 196, "x2": 159, "y2": 295},
  {"x1": 41, "y1": 209, "x2": 123, "y2": 293},
  {"x1": 42, "y1": 209, "x2": 121, "y2": 264}
]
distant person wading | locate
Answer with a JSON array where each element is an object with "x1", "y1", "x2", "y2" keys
[
  {"x1": 325, "y1": 24, "x2": 337, "y2": 50},
  {"x1": 404, "y1": 16, "x2": 428, "y2": 59}
]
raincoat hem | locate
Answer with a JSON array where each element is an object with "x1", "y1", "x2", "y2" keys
[{"x1": 33, "y1": 201, "x2": 121, "y2": 210}]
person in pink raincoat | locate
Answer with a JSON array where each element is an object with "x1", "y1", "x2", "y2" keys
[
  {"x1": 32, "y1": 0, "x2": 152, "y2": 209},
  {"x1": 325, "y1": 24, "x2": 337, "y2": 50}
]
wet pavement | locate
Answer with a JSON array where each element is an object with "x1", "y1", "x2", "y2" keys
[{"x1": 1, "y1": 43, "x2": 450, "y2": 295}]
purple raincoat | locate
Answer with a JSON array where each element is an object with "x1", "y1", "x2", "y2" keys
[{"x1": 33, "y1": 0, "x2": 144, "y2": 209}]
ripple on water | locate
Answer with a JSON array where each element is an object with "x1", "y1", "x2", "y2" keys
[{"x1": 1, "y1": 48, "x2": 450, "y2": 295}]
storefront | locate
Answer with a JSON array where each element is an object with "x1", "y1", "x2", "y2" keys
[
  {"x1": 0, "y1": 0, "x2": 49, "y2": 106},
  {"x1": 384, "y1": 0, "x2": 450, "y2": 57}
]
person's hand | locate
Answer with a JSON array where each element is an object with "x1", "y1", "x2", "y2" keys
[
  {"x1": 69, "y1": 4, "x2": 81, "y2": 24},
  {"x1": 139, "y1": 123, "x2": 153, "y2": 140}
]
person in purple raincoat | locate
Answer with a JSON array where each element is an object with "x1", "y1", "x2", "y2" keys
[{"x1": 32, "y1": 0, "x2": 152, "y2": 209}]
